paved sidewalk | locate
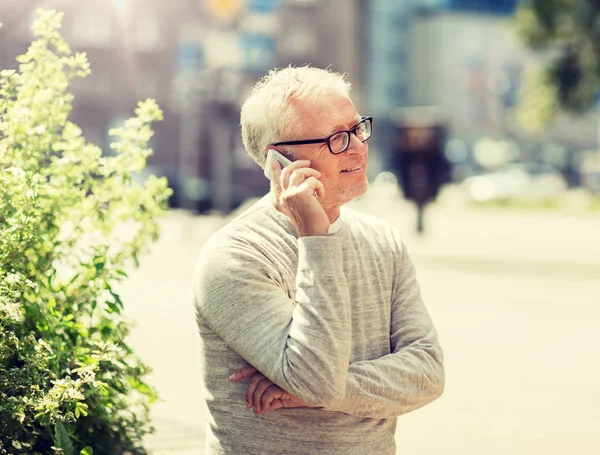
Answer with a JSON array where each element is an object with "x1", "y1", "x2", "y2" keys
[
  {"x1": 121, "y1": 187, "x2": 600, "y2": 455},
  {"x1": 348, "y1": 184, "x2": 600, "y2": 271}
]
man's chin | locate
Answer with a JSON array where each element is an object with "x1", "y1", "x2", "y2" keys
[
  {"x1": 340, "y1": 178, "x2": 369, "y2": 205},
  {"x1": 354, "y1": 179, "x2": 369, "y2": 198}
]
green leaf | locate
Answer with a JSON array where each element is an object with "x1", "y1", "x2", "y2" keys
[
  {"x1": 75, "y1": 402, "x2": 88, "y2": 417},
  {"x1": 105, "y1": 301, "x2": 120, "y2": 314},
  {"x1": 80, "y1": 447, "x2": 93, "y2": 455},
  {"x1": 94, "y1": 261, "x2": 105, "y2": 274},
  {"x1": 0, "y1": 7, "x2": 168, "y2": 451},
  {"x1": 54, "y1": 422, "x2": 74, "y2": 455},
  {"x1": 109, "y1": 290, "x2": 124, "y2": 310}
]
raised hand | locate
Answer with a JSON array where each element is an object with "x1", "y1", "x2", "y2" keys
[{"x1": 271, "y1": 159, "x2": 329, "y2": 237}]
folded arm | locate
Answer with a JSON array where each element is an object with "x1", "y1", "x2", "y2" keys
[
  {"x1": 323, "y1": 237, "x2": 445, "y2": 419},
  {"x1": 193, "y1": 234, "x2": 352, "y2": 407}
]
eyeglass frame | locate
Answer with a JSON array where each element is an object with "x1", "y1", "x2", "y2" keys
[{"x1": 272, "y1": 116, "x2": 373, "y2": 155}]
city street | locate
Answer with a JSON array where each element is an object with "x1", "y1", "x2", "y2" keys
[
  {"x1": 4, "y1": 2, "x2": 600, "y2": 454},
  {"x1": 117, "y1": 186, "x2": 600, "y2": 454}
]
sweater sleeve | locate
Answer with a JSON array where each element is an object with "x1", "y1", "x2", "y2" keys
[
  {"x1": 323, "y1": 234, "x2": 445, "y2": 418},
  {"x1": 193, "y1": 234, "x2": 352, "y2": 407}
]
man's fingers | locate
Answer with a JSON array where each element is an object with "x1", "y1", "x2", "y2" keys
[
  {"x1": 229, "y1": 366, "x2": 258, "y2": 382},
  {"x1": 267, "y1": 399, "x2": 285, "y2": 412},
  {"x1": 314, "y1": 180, "x2": 326, "y2": 199},
  {"x1": 288, "y1": 168, "x2": 321, "y2": 188},
  {"x1": 279, "y1": 160, "x2": 311, "y2": 190},
  {"x1": 296, "y1": 177, "x2": 325, "y2": 198},
  {"x1": 271, "y1": 159, "x2": 282, "y2": 186},
  {"x1": 258, "y1": 398, "x2": 285, "y2": 415},
  {"x1": 253, "y1": 377, "x2": 274, "y2": 413},
  {"x1": 260, "y1": 384, "x2": 285, "y2": 413},
  {"x1": 246, "y1": 373, "x2": 265, "y2": 407}
]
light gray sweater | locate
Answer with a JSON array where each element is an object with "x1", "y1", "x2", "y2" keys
[{"x1": 192, "y1": 196, "x2": 444, "y2": 455}]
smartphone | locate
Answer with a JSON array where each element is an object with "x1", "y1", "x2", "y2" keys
[{"x1": 264, "y1": 149, "x2": 293, "y2": 181}]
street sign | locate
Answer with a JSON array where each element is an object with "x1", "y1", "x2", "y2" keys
[
  {"x1": 176, "y1": 43, "x2": 204, "y2": 74},
  {"x1": 247, "y1": 0, "x2": 282, "y2": 13},
  {"x1": 239, "y1": 32, "x2": 276, "y2": 72}
]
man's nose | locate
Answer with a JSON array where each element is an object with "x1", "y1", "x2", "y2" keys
[{"x1": 346, "y1": 133, "x2": 368, "y2": 155}]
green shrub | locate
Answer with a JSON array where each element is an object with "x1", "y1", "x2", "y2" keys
[{"x1": 0, "y1": 10, "x2": 172, "y2": 455}]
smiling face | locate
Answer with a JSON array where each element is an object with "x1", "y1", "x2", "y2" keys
[{"x1": 276, "y1": 90, "x2": 369, "y2": 210}]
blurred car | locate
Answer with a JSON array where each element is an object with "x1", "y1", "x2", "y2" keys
[
  {"x1": 460, "y1": 162, "x2": 568, "y2": 202},
  {"x1": 579, "y1": 153, "x2": 600, "y2": 195},
  {"x1": 582, "y1": 170, "x2": 600, "y2": 194}
]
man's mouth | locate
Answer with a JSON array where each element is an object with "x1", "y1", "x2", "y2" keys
[{"x1": 341, "y1": 165, "x2": 363, "y2": 173}]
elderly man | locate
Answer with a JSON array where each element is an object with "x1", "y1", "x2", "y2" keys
[{"x1": 192, "y1": 66, "x2": 444, "y2": 455}]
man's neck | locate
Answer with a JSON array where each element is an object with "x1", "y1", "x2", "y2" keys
[{"x1": 325, "y1": 207, "x2": 341, "y2": 224}]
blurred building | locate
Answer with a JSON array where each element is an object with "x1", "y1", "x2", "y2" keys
[
  {"x1": 3, "y1": 0, "x2": 592, "y2": 212},
  {"x1": 409, "y1": 10, "x2": 528, "y2": 138},
  {"x1": 0, "y1": 0, "x2": 184, "y2": 202},
  {"x1": 407, "y1": 0, "x2": 598, "y2": 186},
  {"x1": 0, "y1": 0, "x2": 371, "y2": 213}
]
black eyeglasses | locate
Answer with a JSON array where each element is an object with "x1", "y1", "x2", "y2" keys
[{"x1": 273, "y1": 116, "x2": 373, "y2": 155}]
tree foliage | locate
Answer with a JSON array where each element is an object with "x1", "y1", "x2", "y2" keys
[
  {"x1": 514, "y1": 0, "x2": 600, "y2": 128},
  {"x1": 0, "y1": 10, "x2": 171, "y2": 454}
]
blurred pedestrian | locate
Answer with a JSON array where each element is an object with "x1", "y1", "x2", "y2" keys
[{"x1": 192, "y1": 66, "x2": 444, "y2": 455}]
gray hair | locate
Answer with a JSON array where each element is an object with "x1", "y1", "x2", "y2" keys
[{"x1": 240, "y1": 66, "x2": 351, "y2": 168}]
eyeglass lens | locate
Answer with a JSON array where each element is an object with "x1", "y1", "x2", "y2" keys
[{"x1": 329, "y1": 118, "x2": 371, "y2": 154}]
